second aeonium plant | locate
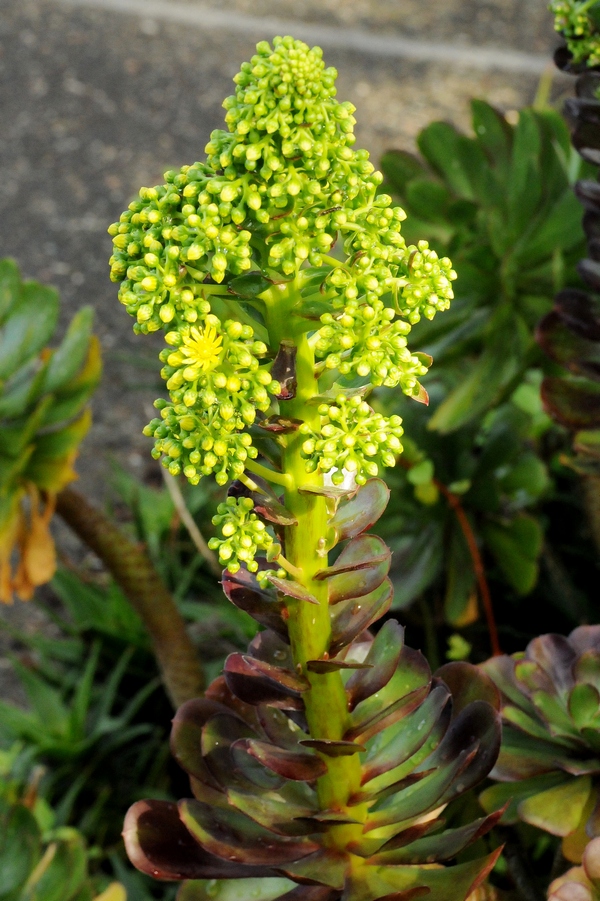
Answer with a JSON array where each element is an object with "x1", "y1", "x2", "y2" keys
[{"x1": 110, "y1": 37, "x2": 502, "y2": 901}]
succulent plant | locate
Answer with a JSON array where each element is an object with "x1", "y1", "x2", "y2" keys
[
  {"x1": 0, "y1": 259, "x2": 101, "y2": 603},
  {"x1": 548, "y1": 837, "x2": 600, "y2": 900},
  {"x1": 480, "y1": 627, "x2": 600, "y2": 864},
  {"x1": 550, "y1": 0, "x2": 600, "y2": 68},
  {"x1": 114, "y1": 37, "x2": 503, "y2": 901},
  {"x1": 124, "y1": 484, "x2": 503, "y2": 901},
  {"x1": 379, "y1": 98, "x2": 587, "y2": 438}
]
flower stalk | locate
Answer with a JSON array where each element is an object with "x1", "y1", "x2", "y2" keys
[{"x1": 112, "y1": 37, "x2": 503, "y2": 901}]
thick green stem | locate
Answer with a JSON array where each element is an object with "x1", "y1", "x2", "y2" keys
[
  {"x1": 55, "y1": 486, "x2": 204, "y2": 708},
  {"x1": 274, "y1": 301, "x2": 366, "y2": 846}
]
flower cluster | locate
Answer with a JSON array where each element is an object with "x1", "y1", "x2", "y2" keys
[
  {"x1": 311, "y1": 236, "x2": 455, "y2": 392},
  {"x1": 550, "y1": 0, "x2": 600, "y2": 66},
  {"x1": 143, "y1": 313, "x2": 280, "y2": 484},
  {"x1": 300, "y1": 394, "x2": 404, "y2": 484},
  {"x1": 110, "y1": 35, "x2": 455, "y2": 491},
  {"x1": 208, "y1": 496, "x2": 279, "y2": 573},
  {"x1": 315, "y1": 298, "x2": 426, "y2": 392}
]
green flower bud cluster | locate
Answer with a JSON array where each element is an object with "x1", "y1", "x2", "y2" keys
[
  {"x1": 300, "y1": 394, "x2": 404, "y2": 485},
  {"x1": 550, "y1": 0, "x2": 600, "y2": 66},
  {"x1": 145, "y1": 399, "x2": 258, "y2": 486},
  {"x1": 315, "y1": 297, "x2": 426, "y2": 393},
  {"x1": 312, "y1": 238, "x2": 455, "y2": 393},
  {"x1": 110, "y1": 36, "x2": 454, "y2": 493},
  {"x1": 208, "y1": 496, "x2": 280, "y2": 573},
  {"x1": 143, "y1": 314, "x2": 280, "y2": 485}
]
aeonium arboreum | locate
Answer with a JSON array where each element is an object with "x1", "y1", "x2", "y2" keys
[
  {"x1": 480, "y1": 627, "x2": 600, "y2": 864},
  {"x1": 111, "y1": 37, "x2": 502, "y2": 901}
]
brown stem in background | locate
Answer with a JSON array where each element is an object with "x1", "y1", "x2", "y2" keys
[
  {"x1": 435, "y1": 480, "x2": 502, "y2": 657},
  {"x1": 55, "y1": 485, "x2": 204, "y2": 708},
  {"x1": 398, "y1": 459, "x2": 502, "y2": 657},
  {"x1": 583, "y1": 474, "x2": 600, "y2": 560}
]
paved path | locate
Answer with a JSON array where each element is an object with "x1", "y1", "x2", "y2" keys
[{"x1": 0, "y1": 0, "x2": 568, "y2": 500}]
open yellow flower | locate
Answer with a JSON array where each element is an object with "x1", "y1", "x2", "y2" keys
[{"x1": 180, "y1": 323, "x2": 223, "y2": 374}]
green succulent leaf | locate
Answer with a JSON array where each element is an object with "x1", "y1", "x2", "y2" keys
[
  {"x1": 482, "y1": 514, "x2": 543, "y2": 595},
  {"x1": 518, "y1": 775, "x2": 593, "y2": 837}
]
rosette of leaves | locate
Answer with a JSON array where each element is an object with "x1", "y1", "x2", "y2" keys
[
  {"x1": 0, "y1": 259, "x2": 101, "y2": 602},
  {"x1": 480, "y1": 627, "x2": 600, "y2": 864},
  {"x1": 380, "y1": 99, "x2": 588, "y2": 436},
  {"x1": 124, "y1": 478, "x2": 504, "y2": 901},
  {"x1": 548, "y1": 836, "x2": 600, "y2": 900}
]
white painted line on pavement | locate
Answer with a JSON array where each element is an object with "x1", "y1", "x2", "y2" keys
[{"x1": 52, "y1": 0, "x2": 555, "y2": 75}]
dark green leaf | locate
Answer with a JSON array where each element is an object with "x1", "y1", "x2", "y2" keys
[
  {"x1": 44, "y1": 307, "x2": 94, "y2": 393},
  {"x1": 0, "y1": 282, "x2": 59, "y2": 380},
  {"x1": 483, "y1": 515, "x2": 543, "y2": 595},
  {"x1": 0, "y1": 259, "x2": 21, "y2": 326}
]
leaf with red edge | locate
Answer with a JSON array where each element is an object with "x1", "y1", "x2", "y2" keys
[
  {"x1": 345, "y1": 685, "x2": 430, "y2": 745},
  {"x1": 179, "y1": 799, "x2": 320, "y2": 866},
  {"x1": 222, "y1": 568, "x2": 289, "y2": 639},
  {"x1": 329, "y1": 579, "x2": 394, "y2": 657},
  {"x1": 367, "y1": 702, "x2": 500, "y2": 829},
  {"x1": 361, "y1": 684, "x2": 451, "y2": 785},
  {"x1": 257, "y1": 706, "x2": 309, "y2": 750},
  {"x1": 299, "y1": 739, "x2": 365, "y2": 756},
  {"x1": 267, "y1": 576, "x2": 320, "y2": 605},
  {"x1": 239, "y1": 738, "x2": 328, "y2": 781},
  {"x1": 370, "y1": 809, "x2": 505, "y2": 865},
  {"x1": 225, "y1": 787, "x2": 317, "y2": 836},
  {"x1": 274, "y1": 887, "x2": 339, "y2": 901},
  {"x1": 229, "y1": 476, "x2": 296, "y2": 526},
  {"x1": 123, "y1": 800, "x2": 269, "y2": 880},
  {"x1": 346, "y1": 620, "x2": 405, "y2": 711},
  {"x1": 329, "y1": 480, "x2": 390, "y2": 541},
  {"x1": 170, "y1": 698, "x2": 230, "y2": 788},
  {"x1": 201, "y1": 712, "x2": 263, "y2": 791},
  {"x1": 271, "y1": 341, "x2": 297, "y2": 400},
  {"x1": 249, "y1": 630, "x2": 295, "y2": 669},
  {"x1": 412, "y1": 383, "x2": 429, "y2": 405},
  {"x1": 224, "y1": 653, "x2": 309, "y2": 708},
  {"x1": 298, "y1": 484, "x2": 354, "y2": 502},
  {"x1": 553, "y1": 287, "x2": 600, "y2": 340},
  {"x1": 315, "y1": 535, "x2": 391, "y2": 604},
  {"x1": 306, "y1": 658, "x2": 372, "y2": 673},
  {"x1": 435, "y1": 661, "x2": 501, "y2": 715},
  {"x1": 537, "y1": 310, "x2": 600, "y2": 379},
  {"x1": 258, "y1": 416, "x2": 303, "y2": 434},
  {"x1": 365, "y1": 752, "x2": 476, "y2": 832},
  {"x1": 348, "y1": 849, "x2": 502, "y2": 901},
  {"x1": 348, "y1": 647, "x2": 431, "y2": 742},
  {"x1": 526, "y1": 632, "x2": 577, "y2": 695},
  {"x1": 276, "y1": 849, "x2": 348, "y2": 889},
  {"x1": 580, "y1": 258, "x2": 600, "y2": 293},
  {"x1": 372, "y1": 891, "x2": 430, "y2": 901},
  {"x1": 542, "y1": 376, "x2": 600, "y2": 428}
]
